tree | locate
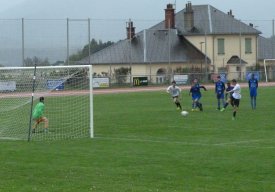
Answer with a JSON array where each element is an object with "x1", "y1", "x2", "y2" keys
[
  {"x1": 68, "y1": 39, "x2": 114, "y2": 63},
  {"x1": 82, "y1": 39, "x2": 113, "y2": 56},
  {"x1": 24, "y1": 56, "x2": 50, "y2": 66},
  {"x1": 114, "y1": 67, "x2": 131, "y2": 84}
]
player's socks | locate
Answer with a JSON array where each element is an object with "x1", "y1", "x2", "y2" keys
[
  {"x1": 217, "y1": 100, "x2": 220, "y2": 110},
  {"x1": 222, "y1": 100, "x2": 225, "y2": 108},
  {"x1": 200, "y1": 103, "x2": 203, "y2": 111},
  {"x1": 197, "y1": 102, "x2": 203, "y2": 111},
  {"x1": 223, "y1": 103, "x2": 228, "y2": 108},
  {"x1": 176, "y1": 101, "x2": 182, "y2": 110},
  {"x1": 179, "y1": 104, "x2": 182, "y2": 110}
]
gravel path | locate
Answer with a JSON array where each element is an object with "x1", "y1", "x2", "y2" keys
[{"x1": 93, "y1": 82, "x2": 275, "y2": 95}]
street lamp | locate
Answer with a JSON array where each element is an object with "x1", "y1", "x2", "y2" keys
[
  {"x1": 254, "y1": 26, "x2": 259, "y2": 67},
  {"x1": 126, "y1": 19, "x2": 133, "y2": 85},
  {"x1": 200, "y1": 42, "x2": 205, "y2": 73}
]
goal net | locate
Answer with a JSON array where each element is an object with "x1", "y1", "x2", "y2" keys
[
  {"x1": 264, "y1": 59, "x2": 275, "y2": 82},
  {"x1": 0, "y1": 65, "x2": 93, "y2": 141}
]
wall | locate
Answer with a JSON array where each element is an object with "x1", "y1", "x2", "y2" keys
[
  {"x1": 185, "y1": 34, "x2": 257, "y2": 73},
  {"x1": 92, "y1": 62, "x2": 202, "y2": 83}
]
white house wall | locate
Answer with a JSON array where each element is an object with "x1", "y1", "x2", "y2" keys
[{"x1": 185, "y1": 35, "x2": 257, "y2": 72}]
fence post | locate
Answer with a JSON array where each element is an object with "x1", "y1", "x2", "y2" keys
[{"x1": 21, "y1": 18, "x2": 25, "y2": 67}]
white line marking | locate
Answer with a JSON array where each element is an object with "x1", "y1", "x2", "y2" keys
[
  {"x1": 95, "y1": 136, "x2": 275, "y2": 149},
  {"x1": 0, "y1": 137, "x2": 23, "y2": 140},
  {"x1": 213, "y1": 139, "x2": 267, "y2": 146},
  {"x1": 167, "y1": 125, "x2": 256, "y2": 132}
]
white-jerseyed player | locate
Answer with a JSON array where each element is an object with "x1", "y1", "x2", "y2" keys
[
  {"x1": 167, "y1": 80, "x2": 182, "y2": 110},
  {"x1": 227, "y1": 79, "x2": 241, "y2": 120}
]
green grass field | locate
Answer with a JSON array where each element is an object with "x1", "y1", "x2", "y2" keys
[{"x1": 1, "y1": 86, "x2": 275, "y2": 191}]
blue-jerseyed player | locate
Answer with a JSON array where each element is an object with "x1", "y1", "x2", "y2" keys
[
  {"x1": 189, "y1": 78, "x2": 207, "y2": 111},
  {"x1": 248, "y1": 73, "x2": 258, "y2": 110},
  {"x1": 220, "y1": 82, "x2": 234, "y2": 111},
  {"x1": 215, "y1": 75, "x2": 225, "y2": 110}
]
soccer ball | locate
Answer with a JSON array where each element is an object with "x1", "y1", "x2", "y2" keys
[{"x1": 181, "y1": 111, "x2": 189, "y2": 116}]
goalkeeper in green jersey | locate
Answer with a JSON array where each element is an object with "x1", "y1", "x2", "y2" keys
[{"x1": 32, "y1": 97, "x2": 48, "y2": 133}]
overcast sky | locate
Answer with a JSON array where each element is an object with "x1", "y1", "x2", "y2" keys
[
  {"x1": 0, "y1": 0, "x2": 274, "y2": 66},
  {"x1": 0, "y1": 0, "x2": 25, "y2": 12},
  {"x1": 0, "y1": 0, "x2": 274, "y2": 39},
  {"x1": 1, "y1": 0, "x2": 275, "y2": 20}
]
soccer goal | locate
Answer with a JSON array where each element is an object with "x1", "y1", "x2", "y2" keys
[
  {"x1": 0, "y1": 65, "x2": 93, "y2": 141},
  {"x1": 264, "y1": 59, "x2": 275, "y2": 82}
]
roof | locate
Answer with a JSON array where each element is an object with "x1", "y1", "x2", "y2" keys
[
  {"x1": 151, "y1": 5, "x2": 261, "y2": 35},
  {"x1": 227, "y1": 55, "x2": 247, "y2": 64},
  {"x1": 79, "y1": 4, "x2": 260, "y2": 65},
  {"x1": 258, "y1": 36, "x2": 275, "y2": 60},
  {"x1": 79, "y1": 29, "x2": 209, "y2": 65}
]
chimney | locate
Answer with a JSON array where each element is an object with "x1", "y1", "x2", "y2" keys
[
  {"x1": 126, "y1": 20, "x2": 135, "y2": 39},
  {"x1": 165, "y1": 4, "x2": 175, "y2": 29},
  {"x1": 184, "y1": 1, "x2": 194, "y2": 31},
  {"x1": 249, "y1": 23, "x2": 253, "y2": 27},
  {"x1": 227, "y1": 9, "x2": 234, "y2": 17}
]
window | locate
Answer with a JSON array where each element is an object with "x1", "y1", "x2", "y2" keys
[
  {"x1": 217, "y1": 38, "x2": 225, "y2": 55},
  {"x1": 245, "y1": 38, "x2": 252, "y2": 54}
]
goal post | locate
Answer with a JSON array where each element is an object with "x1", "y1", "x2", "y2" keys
[
  {"x1": 0, "y1": 65, "x2": 93, "y2": 141},
  {"x1": 263, "y1": 59, "x2": 275, "y2": 82}
]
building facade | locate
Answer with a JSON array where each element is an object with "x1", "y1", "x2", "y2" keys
[{"x1": 79, "y1": 2, "x2": 261, "y2": 83}]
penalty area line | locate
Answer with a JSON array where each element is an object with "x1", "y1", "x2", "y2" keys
[
  {"x1": 95, "y1": 136, "x2": 275, "y2": 149},
  {"x1": 95, "y1": 136, "x2": 210, "y2": 146}
]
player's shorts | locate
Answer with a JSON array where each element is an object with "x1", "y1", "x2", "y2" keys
[
  {"x1": 192, "y1": 95, "x2": 201, "y2": 101},
  {"x1": 232, "y1": 97, "x2": 240, "y2": 107},
  {"x1": 216, "y1": 93, "x2": 224, "y2": 99},
  {"x1": 249, "y1": 89, "x2": 257, "y2": 97}
]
